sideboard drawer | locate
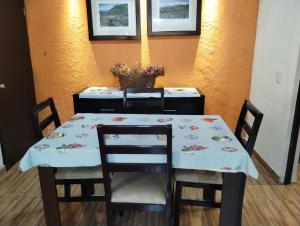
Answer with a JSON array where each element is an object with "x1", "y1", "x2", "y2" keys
[
  {"x1": 73, "y1": 96, "x2": 123, "y2": 113},
  {"x1": 164, "y1": 97, "x2": 204, "y2": 115}
]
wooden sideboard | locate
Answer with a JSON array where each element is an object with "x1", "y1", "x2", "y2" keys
[{"x1": 73, "y1": 88, "x2": 205, "y2": 115}]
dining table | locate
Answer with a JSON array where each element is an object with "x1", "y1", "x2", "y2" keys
[{"x1": 20, "y1": 113, "x2": 258, "y2": 226}]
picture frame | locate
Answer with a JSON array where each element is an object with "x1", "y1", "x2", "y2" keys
[
  {"x1": 86, "y1": 0, "x2": 141, "y2": 40},
  {"x1": 147, "y1": 0, "x2": 202, "y2": 36}
]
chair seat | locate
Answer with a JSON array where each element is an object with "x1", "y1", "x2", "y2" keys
[
  {"x1": 111, "y1": 173, "x2": 167, "y2": 205},
  {"x1": 55, "y1": 166, "x2": 103, "y2": 180},
  {"x1": 175, "y1": 169, "x2": 223, "y2": 185}
]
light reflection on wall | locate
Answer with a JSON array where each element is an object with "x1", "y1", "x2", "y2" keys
[
  {"x1": 204, "y1": 0, "x2": 220, "y2": 22},
  {"x1": 65, "y1": 0, "x2": 95, "y2": 81},
  {"x1": 140, "y1": 0, "x2": 150, "y2": 66},
  {"x1": 193, "y1": 0, "x2": 221, "y2": 74},
  {"x1": 68, "y1": 0, "x2": 81, "y2": 20},
  {"x1": 67, "y1": 0, "x2": 82, "y2": 33}
]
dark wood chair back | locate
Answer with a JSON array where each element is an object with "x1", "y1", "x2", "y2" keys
[
  {"x1": 123, "y1": 88, "x2": 164, "y2": 113},
  {"x1": 31, "y1": 97, "x2": 61, "y2": 141},
  {"x1": 235, "y1": 100, "x2": 263, "y2": 156},
  {"x1": 32, "y1": 98, "x2": 105, "y2": 202},
  {"x1": 97, "y1": 124, "x2": 172, "y2": 202}
]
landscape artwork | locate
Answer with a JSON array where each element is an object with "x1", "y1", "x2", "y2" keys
[
  {"x1": 147, "y1": 0, "x2": 201, "y2": 36},
  {"x1": 159, "y1": 0, "x2": 189, "y2": 19},
  {"x1": 99, "y1": 3, "x2": 129, "y2": 27},
  {"x1": 87, "y1": 0, "x2": 140, "y2": 40}
]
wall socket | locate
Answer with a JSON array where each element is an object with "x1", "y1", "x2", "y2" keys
[{"x1": 275, "y1": 70, "x2": 283, "y2": 84}]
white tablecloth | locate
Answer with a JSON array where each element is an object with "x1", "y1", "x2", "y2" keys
[
  {"x1": 20, "y1": 114, "x2": 258, "y2": 179},
  {"x1": 79, "y1": 87, "x2": 201, "y2": 99}
]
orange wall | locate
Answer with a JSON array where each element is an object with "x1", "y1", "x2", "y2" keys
[{"x1": 24, "y1": 0, "x2": 259, "y2": 129}]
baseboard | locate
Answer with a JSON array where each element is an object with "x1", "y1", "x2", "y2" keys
[{"x1": 253, "y1": 151, "x2": 280, "y2": 182}]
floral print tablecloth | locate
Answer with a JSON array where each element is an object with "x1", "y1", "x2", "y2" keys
[
  {"x1": 79, "y1": 87, "x2": 201, "y2": 99},
  {"x1": 20, "y1": 114, "x2": 258, "y2": 179}
]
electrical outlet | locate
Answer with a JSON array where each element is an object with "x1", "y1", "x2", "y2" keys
[{"x1": 275, "y1": 70, "x2": 283, "y2": 84}]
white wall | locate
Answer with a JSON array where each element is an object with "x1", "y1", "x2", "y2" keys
[
  {"x1": 0, "y1": 144, "x2": 4, "y2": 169},
  {"x1": 250, "y1": 0, "x2": 300, "y2": 182}
]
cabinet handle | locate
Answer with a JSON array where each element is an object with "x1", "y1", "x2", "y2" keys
[
  {"x1": 164, "y1": 109, "x2": 177, "y2": 112},
  {"x1": 99, "y1": 108, "x2": 115, "y2": 112}
]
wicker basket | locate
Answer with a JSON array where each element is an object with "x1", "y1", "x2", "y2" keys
[{"x1": 118, "y1": 75, "x2": 156, "y2": 89}]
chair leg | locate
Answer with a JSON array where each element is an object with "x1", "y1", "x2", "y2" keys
[
  {"x1": 106, "y1": 203, "x2": 114, "y2": 226},
  {"x1": 173, "y1": 182, "x2": 182, "y2": 226},
  {"x1": 81, "y1": 183, "x2": 94, "y2": 197},
  {"x1": 165, "y1": 209, "x2": 172, "y2": 226},
  {"x1": 203, "y1": 188, "x2": 216, "y2": 202},
  {"x1": 166, "y1": 205, "x2": 173, "y2": 226}
]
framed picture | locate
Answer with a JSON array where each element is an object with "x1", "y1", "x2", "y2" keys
[
  {"x1": 86, "y1": 0, "x2": 141, "y2": 40},
  {"x1": 147, "y1": 0, "x2": 202, "y2": 36}
]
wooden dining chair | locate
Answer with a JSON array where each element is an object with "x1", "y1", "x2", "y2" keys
[
  {"x1": 31, "y1": 97, "x2": 104, "y2": 202},
  {"x1": 173, "y1": 100, "x2": 263, "y2": 226},
  {"x1": 123, "y1": 88, "x2": 165, "y2": 114},
  {"x1": 235, "y1": 100, "x2": 263, "y2": 156},
  {"x1": 97, "y1": 124, "x2": 173, "y2": 226}
]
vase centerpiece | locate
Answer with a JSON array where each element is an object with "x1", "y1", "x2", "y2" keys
[{"x1": 111, "y1": 63, "x2": 164, "y2": 89}]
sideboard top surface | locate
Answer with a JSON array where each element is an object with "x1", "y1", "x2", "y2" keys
[{"x1": 76, "y1": 87, "x2": 203, "y2": 99}]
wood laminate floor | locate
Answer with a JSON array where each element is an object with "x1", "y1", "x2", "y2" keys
[{"x1": 0, "y1": 157, "x2": 299, "y2": 226}]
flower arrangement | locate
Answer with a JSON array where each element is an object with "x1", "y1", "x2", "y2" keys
[{"x1": 110, "y1": 63, "x2": 164, "y2": 89}]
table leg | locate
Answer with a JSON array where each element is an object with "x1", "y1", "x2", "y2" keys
[
  {"x1": 38, "y1": 167, "x2": 61, "y2": 226},
  {"x1": 219, "y1": 172, "x2": 246, "y2": 226}
]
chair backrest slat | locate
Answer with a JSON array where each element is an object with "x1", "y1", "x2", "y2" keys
[
  {"x1": 244, "y1": 100, "x2": 262, "y2": 118},
  {"x1": 108, "y1": 163, "x2": 167, "y2": 173},
  {"x1": 235, "y1": 100, "x2": 263, "y2": 156},
  {"x1": 31, "y1": 97, "x2": 61, "y2": 141},
  {"x1": 123, "y1": 88, "x2": 164, "y2": 114},
  {"x1": 39, "y1": 115, "x2": 56, "y2": 131},
  {"x1": 105, "y1": 145, "x2": 168, "y2": 154},
  {"x1": 241, "y1": 121, "x2": 251, "y2": 134},
  {"x1": 124, "y1": 88, "x2": 164, "y2": 94},
  {"x1": 101, "y1": 124, "x2": 169, "y2": 134}
]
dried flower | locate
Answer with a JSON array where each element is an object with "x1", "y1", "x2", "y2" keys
[
  {"x1": 142, "y1": 64, "x2": 165, "y2": 77},
  {"x1": 110, "y1": 63, "x2": 130, "y2": 77}
]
